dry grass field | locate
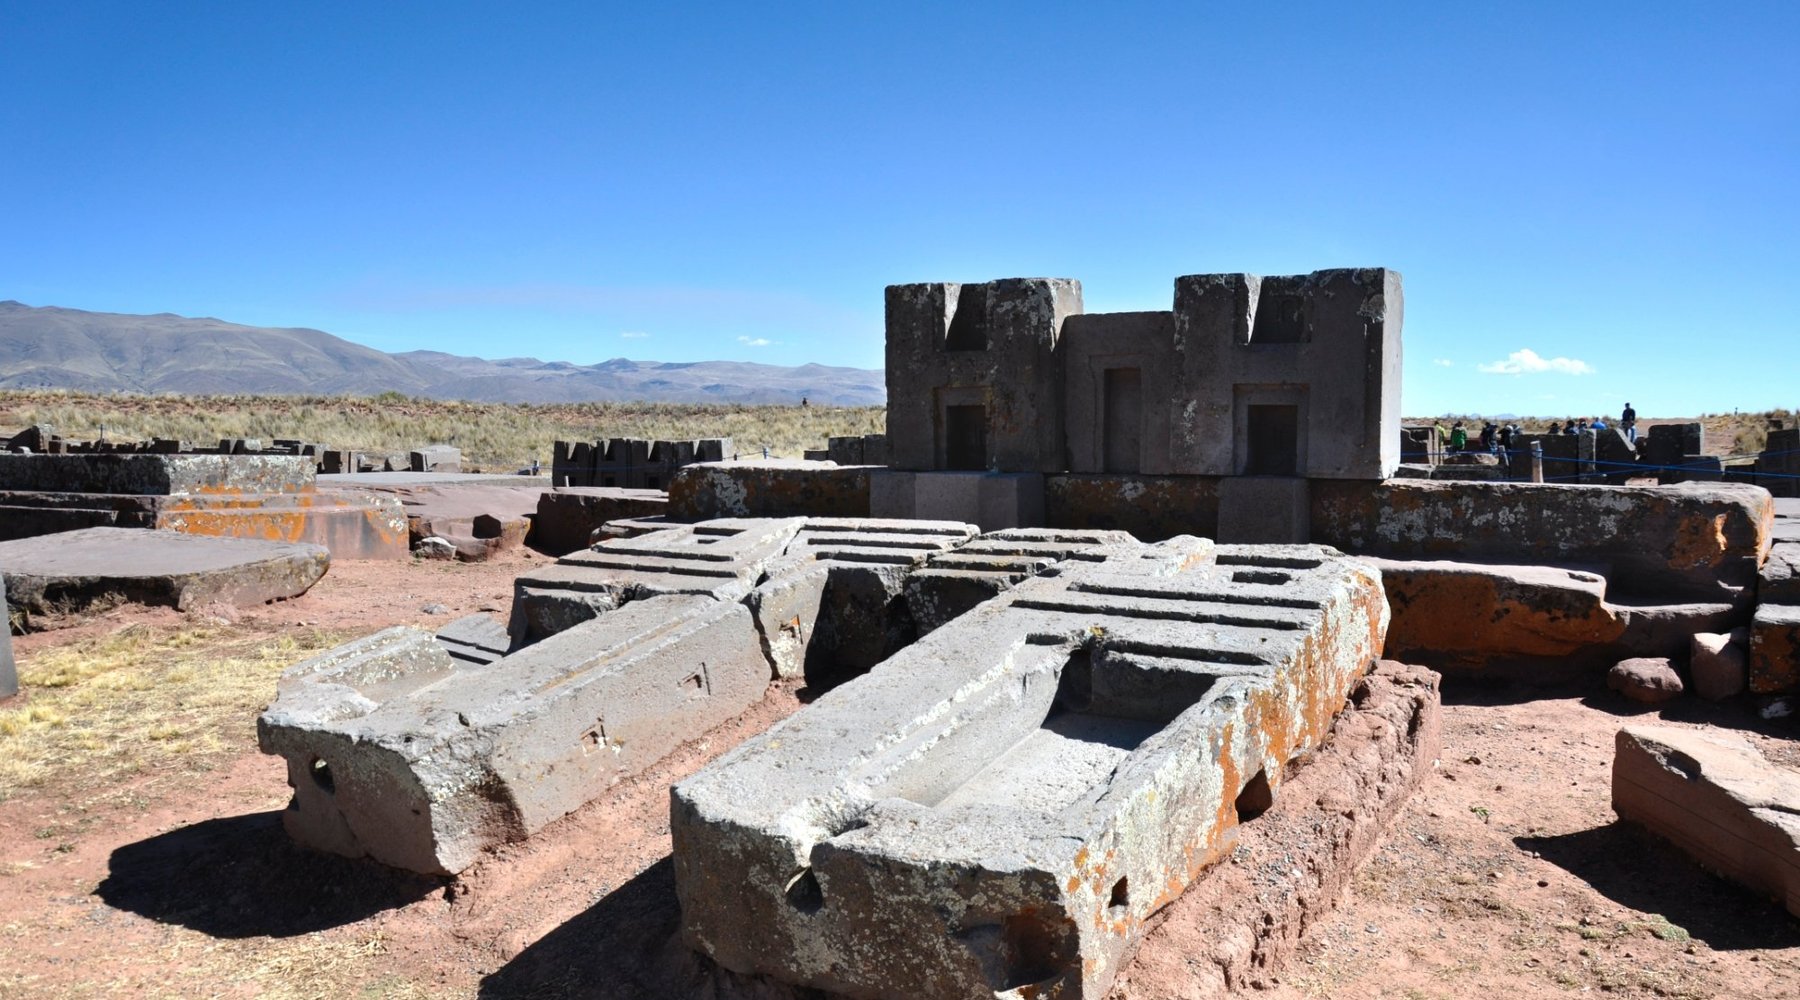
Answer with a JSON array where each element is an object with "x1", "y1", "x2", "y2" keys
[
  {"x1": 4, "y1": 391, "x2": 1789, "y2": 475},
  {"x1": 0, "y1": 391, "x2": 886, "y2": 471}
]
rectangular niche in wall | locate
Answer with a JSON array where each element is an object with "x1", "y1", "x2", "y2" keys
[
  {"x1": 1103, "y1": 367, "x2": 1143, "y2": 473},
  {"x1": 1245, "y1": 404, "x2": 1299, "y2": 476},
  {"x1": 1250, "y1": 288, "x2": 1306, "y2": 344},
  {"x1": 943, "y1": 404, "x2": 988, "y2": 471}
]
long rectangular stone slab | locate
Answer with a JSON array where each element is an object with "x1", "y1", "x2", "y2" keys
[
  {"x1": 0, "y1": 527, "x2": 328, "y2": 618},
  {"x1": 671, "y1": 539, "x2": 1388, "y2": 999},
  {"x1": 1613, "y1": 725, "x2": 1800, "y2": 917},
  {"x1": 0, "y1": 453, "x2": 316, "y2": 495},
  {"x1": 259, "y1": 592, "x2": 771, "y2": 875}
]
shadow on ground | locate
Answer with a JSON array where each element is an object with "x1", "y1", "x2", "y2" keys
[
  {"x1": 1518, "y1": 821, "x2": 1800, "y2": 951},
  {"x1": 478, "y1": 856, "x2": 821, "y2": 1000},
  {"x1": 95, "y1": 810, "x2": 440, "y2": 938}
]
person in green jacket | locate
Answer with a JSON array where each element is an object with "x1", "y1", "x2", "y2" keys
[{"x1": 1449, "y1": 421, "x2": 1468, "y2": 453}]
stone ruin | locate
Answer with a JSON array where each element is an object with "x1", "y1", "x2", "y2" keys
[
  {"x1": 674, "y1": 538, "x2": 1385, "y2": 998},
  {"x1": 878, "y1": 269, "x2": 1401, "y2": 537},
  {"x1": 551, "y1": 437, "x2": 731, "y2": 489},
  {"x1": 3, "y1": 423, "x2": 467, "y2": 476},
  {"x1": 0, "y1": 452, "x2": 409, "y2": 559},
  {"x1": 243, "y1": 265, "x2": 1800, "y2": 997}
]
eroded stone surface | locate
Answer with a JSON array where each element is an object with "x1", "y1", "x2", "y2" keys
[
  {"x1": 0, "y1": 527, "x2": 328, "y2": 618},
  {"x1": 1750, "y1": 603, "x2": 1800, "y2": 694},
  {"x1": 1372, "y1": 558, "x2": 1742, "y2": 677},
  {"x1": 260, "y1": 594, "x2": 769, "y2": 875},
  {"x1": 1312, "y1": 480, "x2": 1772, "y2": 602},
  {"x1": 672, "y1": 539, "x2": 1388, "y2": 1000},
  {"x1": 1613, "y1": 725, "x2": 1800, "y2": 917},
  {"x1": 1107, "y1": 661, "x2": 1442, "y2": 998},
  {"x1": 264, "y1": 517, "x2": 981, "y2": 873},
  {"x1": 670, "y1": 461, "x2": 872, "y2": 520},
  {"x1": 904, "y1": 527, "x2": 1139, "y2": 636}
]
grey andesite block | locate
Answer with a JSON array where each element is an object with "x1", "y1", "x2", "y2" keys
[{"x1": 672, "y1": 538, "x2": 1389, "y2": 1000}]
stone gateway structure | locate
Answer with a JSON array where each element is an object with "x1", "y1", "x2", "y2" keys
[{"x1": 877, "y1": 268, "x2": 1402, "y2": 534}]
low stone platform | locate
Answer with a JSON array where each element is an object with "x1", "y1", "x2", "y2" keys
[
  {"x1": 0, "y1": 527, "x2": 329, "y2": 619},
  {"x1": 1613, "y1": 725, "x2": 1800, "y2": 917},
  {"x1": 669, "y1": 460, "x2": 874, "y2": 520},
  {"x1": 672, "y1": 539, "x2": 1388, "y2": 999}
]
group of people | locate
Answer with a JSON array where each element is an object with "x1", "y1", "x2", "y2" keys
[
  {"x1": 1445, "y1": 420, "x2": 1524, "y2": 455},
  {"x1": 1443, "y1": 403, "x2": 1640, "y2": 456}
]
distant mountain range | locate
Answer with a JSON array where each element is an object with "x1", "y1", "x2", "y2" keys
[{"x1": 0, "y1": 300, "x2": 886, "y2": 406}]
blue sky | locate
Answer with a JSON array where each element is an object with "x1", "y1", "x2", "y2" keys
[{"x1": 2, "y1": 2, "x2": 1793, "y2": 416}]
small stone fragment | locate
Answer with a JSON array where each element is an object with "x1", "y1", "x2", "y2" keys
[{"x1": 1608, "y1": 657, "x2": 1684, "y2": 703}]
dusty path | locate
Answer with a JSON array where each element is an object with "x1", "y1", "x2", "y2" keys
[{"x1": 2, "y1": 553, "x2": 1797, "y2": 998}]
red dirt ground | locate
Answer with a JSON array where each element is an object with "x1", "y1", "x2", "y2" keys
[{"x1": 2, "y1": 552, "x2": 1797, "y2": 998}]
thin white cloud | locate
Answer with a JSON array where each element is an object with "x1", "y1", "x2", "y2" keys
[
  {"x1": 1432, "y1": 358, "x2": 1454, "y2": 367},
  {"x1": 737, "y1": 335, "x2": 772, "y2": 347},
  {"x1": 620, "y1": 330, "x2": 649, "y2": 339},
  {"x1": 1477, "y1": 348, "x2": 1594, "y2": 376}
]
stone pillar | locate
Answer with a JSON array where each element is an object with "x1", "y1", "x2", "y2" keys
[
  {"x1": 1530, "y1": 441, "x2": 1545, "y2": 483},
  {"x1": 1, "y1": 574, "x2": 17, "y2": 700},
  {"x1": 1578, "y1": 430, "x2": 1601, "y2": 484}
]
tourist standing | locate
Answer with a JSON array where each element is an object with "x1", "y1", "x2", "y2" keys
[{"x1": 1621, "y1": 402, "x2": 1638, "y2": 443}]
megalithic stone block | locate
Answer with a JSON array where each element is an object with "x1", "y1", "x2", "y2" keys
[
  {"x1": 259, "y1": 592, "x2": 772, "y2": 875},
  {"x1": 0, "y1": 573, "x2": 16, "y2": 699},
  {"x1": 509, "y1": 518, "x2": 807, "y2": 642},
  {"x1": 671, "y1": 539, "x2": 1388, "y2": 1000},
  {"x1": 1613, "y1": 725, "x2": 1800, "y2": 917}
]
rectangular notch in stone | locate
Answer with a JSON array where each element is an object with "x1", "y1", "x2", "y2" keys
[
  {"x1": 1246, "y1": 404, "x2": 1299, "y2": 476},
  {"x1": 1250, "y1": 288, "x2": 1306, "y2": 343},
  {"x1": 943, "y1": 286, "x2": 989, "y2": 351},
  {"x1": 943, "y1": 404, "x2": 988, "y2": 471},
  {"x1": 1102, "y1": 367, "x2": 1142, "y2": 473}
]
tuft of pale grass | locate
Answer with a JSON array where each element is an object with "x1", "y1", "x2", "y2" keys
[{"x1": 0, "y1": 622, "x2": 353, "y2": 804}]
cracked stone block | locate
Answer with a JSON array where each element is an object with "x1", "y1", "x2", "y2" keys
[
  {"x1": 259, "y1": 592, "x2": 770, "y2": 875},
  {"x1": 509, "y1": 518, "x2": 806, "y2": 643},
  {"x1": 672, "y1": 538, "x2": 1388, "y2": 1000},
  {"x1": 1613, "y1": 725, "x2": 1800, "y2": 917}
]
